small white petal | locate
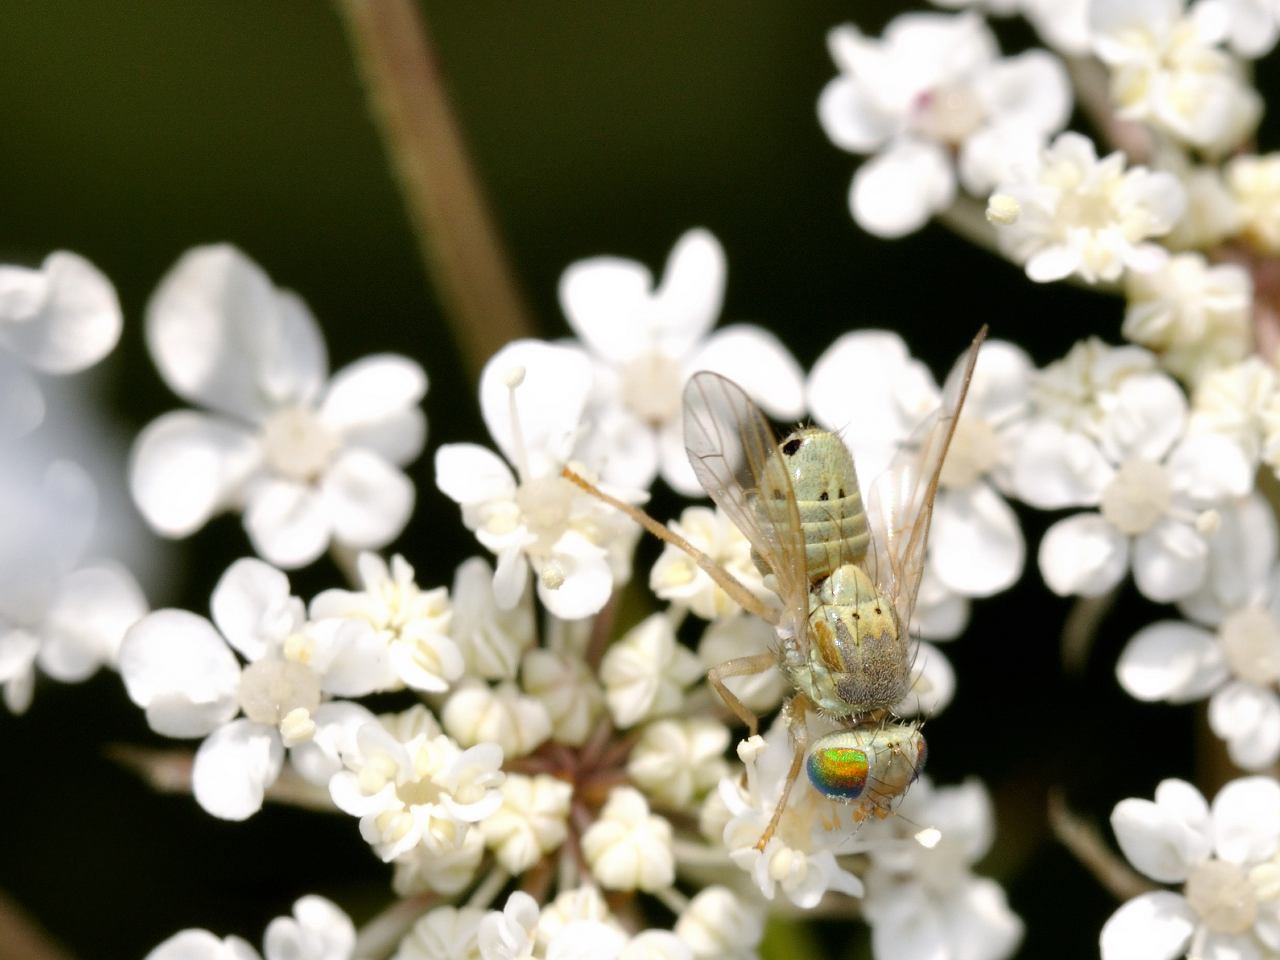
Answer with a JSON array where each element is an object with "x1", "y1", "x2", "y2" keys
[
  {"x1": 210, "y1": 558, "x2": 293, "y2": 662},
  {"x1": 687, "y1": 325, "x2": 805, "y2": 420},
  {"x1": 1209, "y1": 683, "x2": 1280, "y2": 772},
  {"x1": 319, "y1": 354, "x2": 427, "y2": 445},
  {"x1": 321, "y1": 448, "x2": 414, "y2": 550},
  {"x1": 1211, "y1": 774, "x2": 1280, "y2": 863},
  {"x1": 650, "y1": 228, "x2": 727, "y2": 357},
  {"x1": 929, "y1": 485, "x2": 1024, "y2": 597},
  {"x1": 1099, "y1": 892, "x2": 1196, "y2": 960},
  {"x1": 1133, "y1": 520, "x2": 1208, "y2": 603},
  {"x1": 145, "y1": 930, "x2": 261, "y2": 960},
  {"x1": 1038, "y1": 513, "x2": 1128, "y2": 596},
  {"x1": 1012, "y1": 421, "x2": 1111, "y2": 508},
  {"x1": 851, "y1": 140, "x2": 956, "y2": 238},
  {"x1": 243, "y1": 480, "x2": 331, "y2": 569},
  {"x1": 434, "y1": 443, "x2": 517, "y2": 506},
  {"x1": 38, "y1": 563, "x2": 148, "y2": 680},
  {"x1": 0, "y1": 252, "x2": 122, "y2": 373},
  {"x1": 192, "y1": 718, "x2": 284, "y2": 820},
  {"x1": 817, "y1": 75, "x2": 896, "y2": 153},
  {"x1": 263, "y1": 896, "x2": 355, "y2": 960},
  {"x1": 1111, "y1": 797, "x2": 1210, "y2": 883},
  {"x1": 130, "y1": 412, "x2": 260, "y2": 538},
  {"x1": 1116, "y1": 621, "x2": 1226, "y2": 703},
  {"x1": 559, "y1": 258, "x2": 655, "y2": 364}
]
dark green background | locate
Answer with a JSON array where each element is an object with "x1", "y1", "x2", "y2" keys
[{"x1": 0, "y1": 3, "x2": 1243, "y2": 958}]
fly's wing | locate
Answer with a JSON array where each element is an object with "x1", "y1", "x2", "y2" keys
[
  {"x1": 866, "y1": 326, "x2": 986, "y2": 629},
  {"x1": 683, "y1": 371, "x2": 809, "y2": 637}
]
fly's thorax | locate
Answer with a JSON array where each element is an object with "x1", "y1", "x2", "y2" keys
[
  {"x1": 805, "y1": 723, "x2": 927, "y2": 816},
  {"x1": 806, "y1": 563, "x2": 909, "y2": 716},
  {"x1": 752, "y1": 428, "x2": 870, "y2": 583}
]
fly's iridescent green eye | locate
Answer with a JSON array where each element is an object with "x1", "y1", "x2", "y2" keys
[{"x1": 806, "y1": 743, "x2": 869, "y2": 801}]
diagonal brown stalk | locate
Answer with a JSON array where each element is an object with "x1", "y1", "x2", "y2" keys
[{"x1": 336, "y1": 0, "x2": 535, "y2": 379}]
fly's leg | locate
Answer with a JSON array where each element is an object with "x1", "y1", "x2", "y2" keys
[
  {"x1": 707, "y1": 652, "x2": 776, "y2": 735},
  {"x1": 755, "y1": 693, "x2": 811, "y2": 851},
  {"x1": 561, "y1": 467, "x2": 778, "y2": 626}
]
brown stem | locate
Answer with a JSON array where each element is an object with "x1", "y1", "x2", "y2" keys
[
  {"x1": 335, "y1": 0, "x2": 535, "y2": 380},
  {"x1": 0, "y1": 891, "x2": 72, "y2": 960},
  {"x1": 1047, "y1": 789, "x2": 1158, "y2": 901}
]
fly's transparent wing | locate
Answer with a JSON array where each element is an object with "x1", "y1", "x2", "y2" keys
[
  {"x1": 866, "y1": 326, "x2": 986, "y2": 629},
  {"x1": 683, "y1": 371, "x2": 809, "y2": 636}
]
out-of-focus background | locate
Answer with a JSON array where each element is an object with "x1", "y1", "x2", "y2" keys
[{"x1": 0, "y1": 2, "x2": 1240, "y2": 957}]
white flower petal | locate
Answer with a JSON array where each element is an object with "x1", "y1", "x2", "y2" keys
[
  {"x1": 479, "y1": 340, "x2": 593, "y2": 474},
  {"x1": 210, "y1": 558, "x2": 293, "y2": 662},
  {"x1": 559, "y1": 258, "x2": 655, "y2": 363},
  {"x1": 119, "y1": 610, "x2": 241, "y2": 738},
  {"x1": 1166, "y1": 433, "x2": 1253, "y2": 503},
  {"x1": 1210, "y1": 774, "x2": 1280, "y2": 863},
  {"x1": 243, "y1": 480, "x2": 331, "y2": 569},
  {"x1": 929, "y1": 485, "x2": 1024, "y2": 596},
  {"x1": 192, "y1": 717, "x2": 284, "y2": 820},
  {"x1": 145, "y1": 930, "x2": 261, "y2": 960},
  {"x1": 851, "y1": 140, "x2": 956, "y2": 238},
  {"x1": 1012, "y1": 421, "x2": 1111, "y2": 508},
  {"x1": 650, "y1": 228, "x2": 726, "y2": 358},
  {"x1": 1099, "y1": 372, "x2": 1186, "y2": 464},
  {"x1": 687, "y1": 325, "x2": 805, "y2": 420},
  {"x1": 1038, "y1": 513, "x2": 1128, "y2": 596},
  {"x1": 938, "y1": 877, "x2": 1024, "y2": 960},
  {"x1": 38, "y1": 563, "x2": 148, "y2": 681},
  {"x1": 263, "y1": 896, "x2": 355, "y2": 960},
  {"x1": 897, "y1": 641, "x2": 955, "y2": 717},
  {"x1": 0, "y1": 354, "x2": 44, "y2": 438},
  {"x1": 318, "y1": 354, "x2": 427, "y2": 445},
  {"x1": 537, "y1": 540, "x2": 614, "y2": 621},
  {"x1": 434, "y1": 443, "x2": 516, "y2": 506},
  {"x1": 1111, "y1": 795, "x2": 1210, "y2": 883},
  {"x1": 1209, "y1": 683, "x2": 1280, "y2": 772},
  {"x1": 130, "y1": 412, "x2": 260, "y2": 538},
  {"x1": 1133, "y1": 520, "x2": 1208, "y2": 603},
  {"x1": 0, "y1": 252, "x2": 122, "y2": 374},
  {"x1": 817, "y1": 75, "x2": 895, "y2": 154},
  {"x1": 1099, "y1": 892, "x2": 1196, "y2": 960},
  {"x1": 321, "y1": 448, "x2": 413, "y2": 550},
  {"x1": 1116, "y1": 621, "x2": 1226, "y2": 703},
  {"x1": 146, "y1": 245, "x2": 327, "y2": 421}
]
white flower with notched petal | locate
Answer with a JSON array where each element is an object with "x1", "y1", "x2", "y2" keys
[
  {"x1": 119, "y1": 557, "x2": 380, "y2": 819},
  {"x1": 0, "y1": 251, "x2": 122, "y2": 438},
  {"x1": 1119, "y1": 526, "x2": 1280, "y2": 771},
  {"x1": 1089, "y1": 0, "x2": 1261, "y2": 153},
  {"x1": 1101, "y1": 777, "x2": 1280, "y2": 960},
  {"x1": 818, "y1": 12, "x2": 1070, "y2": 238},
  {"x1": 560, "y1": 229, "x2": 804, "y2": 495},
  {"x1": 808, "y1": 331, "x2": 1029, "y2": 636},
  {"x1": 860, "y1": 777, "x2": 1022, "y2": 960},
  {"x1": 395, "y1": 905, "x2": 485, "y2": 960},
  {"x1": 0, "y1": 459, "x2": 146, "y2": 713},
  {"x1": 146, "y1": 895, "x2": 354, "y2": 960},
  {"x1": 987, "y1": 132, "x2": 1185, "y2": 284},
  {"x1": 130, "y1": 245, "x2": 426, "y2": 569},
  {"x1": 435, "y1": 339, "x2": 641, "y2": 621},
  {"x1": 1015, "y1": 339, "x2": 1250, "y2": 603}
]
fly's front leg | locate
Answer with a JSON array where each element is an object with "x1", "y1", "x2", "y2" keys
[
  {"x1": 755, "y1": 692, "x2": 812, "y2": 851},
  {"x1": 707, "y1": 651, "x2": 776, "y2": 736}
]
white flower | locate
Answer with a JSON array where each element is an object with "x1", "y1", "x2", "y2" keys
[
  {"x1": 435, "y1": 339, "x2": 641, "y2": 620},
  {"x1": 452, "y1": 556, "x2": 535, "y2": 681},
  {"x1": 395, "y1": 906, "x2": 484, "y2": 960},
  {"x1": 479, "y1": 772, "x2": 574, "y2": 873},
  {"x1": 627, "y1": 717, "x2": 731, "y2": 810},
  {"x1": 521, "y1": 647, "x2": 605, "y2": 747},
  {"x1": 1101, "y1": 777, "x2": 1280, "y2": 960},
  {"x1": 1190, "y1": 358, "x2": 1277, "y2": 465},
  {"x1": 861, "y1": 777, "x2": 1022, "y2": 960},
  {"x1": 478, "y1": 890, "x2": 539, "y2": 960},
  {"x1": 988, "y1": 132, "x2": 1185, "y2": 284},
  {"x1": 393, "y1": 826, "x2": 486, "y2": 898},
  {"x1": 1215, "y1": 0, "x2": 1280, "y2": 54},
  {"x1": 328, "y1": 703, "x2": 504, "y2": 862},
  {"x1": 0, "y1": 459, "x2": 146, "y2": 713},
  {"x1": 673, "y1": 886, "x2": 764, "y2": 960},
  {"x1": 130, "y1": 245, "x2": 426, "y2": 568},
  {"x1": 720, "y1": 727, "x2": 864, "y2": 908},
  {"x1": 0, "y1": 251, "x2": 121, "y2": 437},
  {"x1": 1227, "y1": 153, "x2": 1280, "y2": 254},
  {"x1": 146, "y1": 895, "x2": 354, "y2": 960},
  {"x1": 818, "y1": 12, "x2": 1070, "y2": 237},
  {"x1": 1165, "y1": 164, "x2": 1242, "y2": 251},
  {"x1": 119, "y1": 558, "x2": 377, "y2": 819},
  {"x1": 1122, "y1": 254, "x2": 1252, "y2": 385},
  {"x1": 650, "y1": 506, "x2": 770, "y2": 620},
  {"x1": 581, "y1": 786, "x2": 676, "y2": 892},
  {"x1": 443, "y1": 679, "x2": 551, "y2": 758},
  {"x1": 1091, "y1": 0, "x2": 1262, "y2": 153},
  {"x1": 1016, "y1": 340, "x2": 1250, "y2": 602},
  {"x1": 600, "y1": 613, "x2": 703, "y2": 728},
  {"x1": 560, "y1": 229, "x2": 804, "y2": 495},
  {"x1": 310, "y1": 552, "x2": 458, "y2": 693}
]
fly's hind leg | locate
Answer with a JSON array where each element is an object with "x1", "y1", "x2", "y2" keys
[
  {"x1": 707, "y1": 652, "x2": 776, "y2": 736},
  {"x1": 754, "y1": 692, "x2": 811, "y2": 851}
]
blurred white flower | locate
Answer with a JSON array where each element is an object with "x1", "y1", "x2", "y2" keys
[
  {"x1": 1188, "y1": 358, "x2": 1275, "y2": 467},
  {"x1": 560, "y1": 229, "x2": 804, "y2": 495},
  {"x1": 478, "y1": 889, "x2": 685, "y2": 960},
  {"x1": 1216, "y1": 0, "x2": 1280, "y2": 55},
  {"x1": 1164, "y1": 164, "x2": 1241, "y2": 251},
  {"x1": 130, "y1": 245, "x2": 426, "y2": 568},
  {"x1": 119, "y1": 558, "x2": 379, "y2": 819},
  {"x1": 1227, "y1": 153, "x2": 1280, "y2": 253},
  {"x1": 0, "y1": 251, "x2": 122, "y2": 438},
  {"x1": 146, "y1": 895, "x2": 354, "y2": 960},
  {"x1": 521, "y1": 646, "x2": 604, "y2": 747},
  {"x1": 650, "y1": 505, "x2": 769, "y2": 620},
  {"x1": 673, "y1": 886, "x2": 764, "y2": 960},
  {"x1": 452, "y1": 555, "x2": 535, "y2": 681},
  {"x1": 581, "y1": 786, "x2": 676, "y2": 892},
  {"x1": 479, "y1": 772, "x2": 573, "y2": 874},
  {"x1": 310, "y1": 552, "x2": 458, "y2": 694},
  {"x1": 600, "y1": 613, "x2": 703, "y2": 728},
  {"x1": 435, "y1": 339, "x2": 641, "y2": 620},
  {"x1": 1122, "y1": 254, "x2": 1252, "y2": 385},
  {"x1": 442, "y1": 679, "x2": 551, "y2": 758},
  {"x1": 818, "y1": 12, "x2": 1070, "y2": 237},
  {"x1": 1089, "y1": 0, "x2": 1261, "y2": 153},
  {"x1": 988, "y1": 132, "x2": 1185, "y2": 284},
  {"x1": 395, "y1": 906, "x2": 484, "y2": 960},
  {"x1": 0, "y1": 459, "x2": 146, "y2": 713},
  {"x1": 861, "y1": 778, "x2": 1022, "y2": 960},
  {"x1": 1102, "y1": 777, "x2": 1280, "y2": 960}
]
